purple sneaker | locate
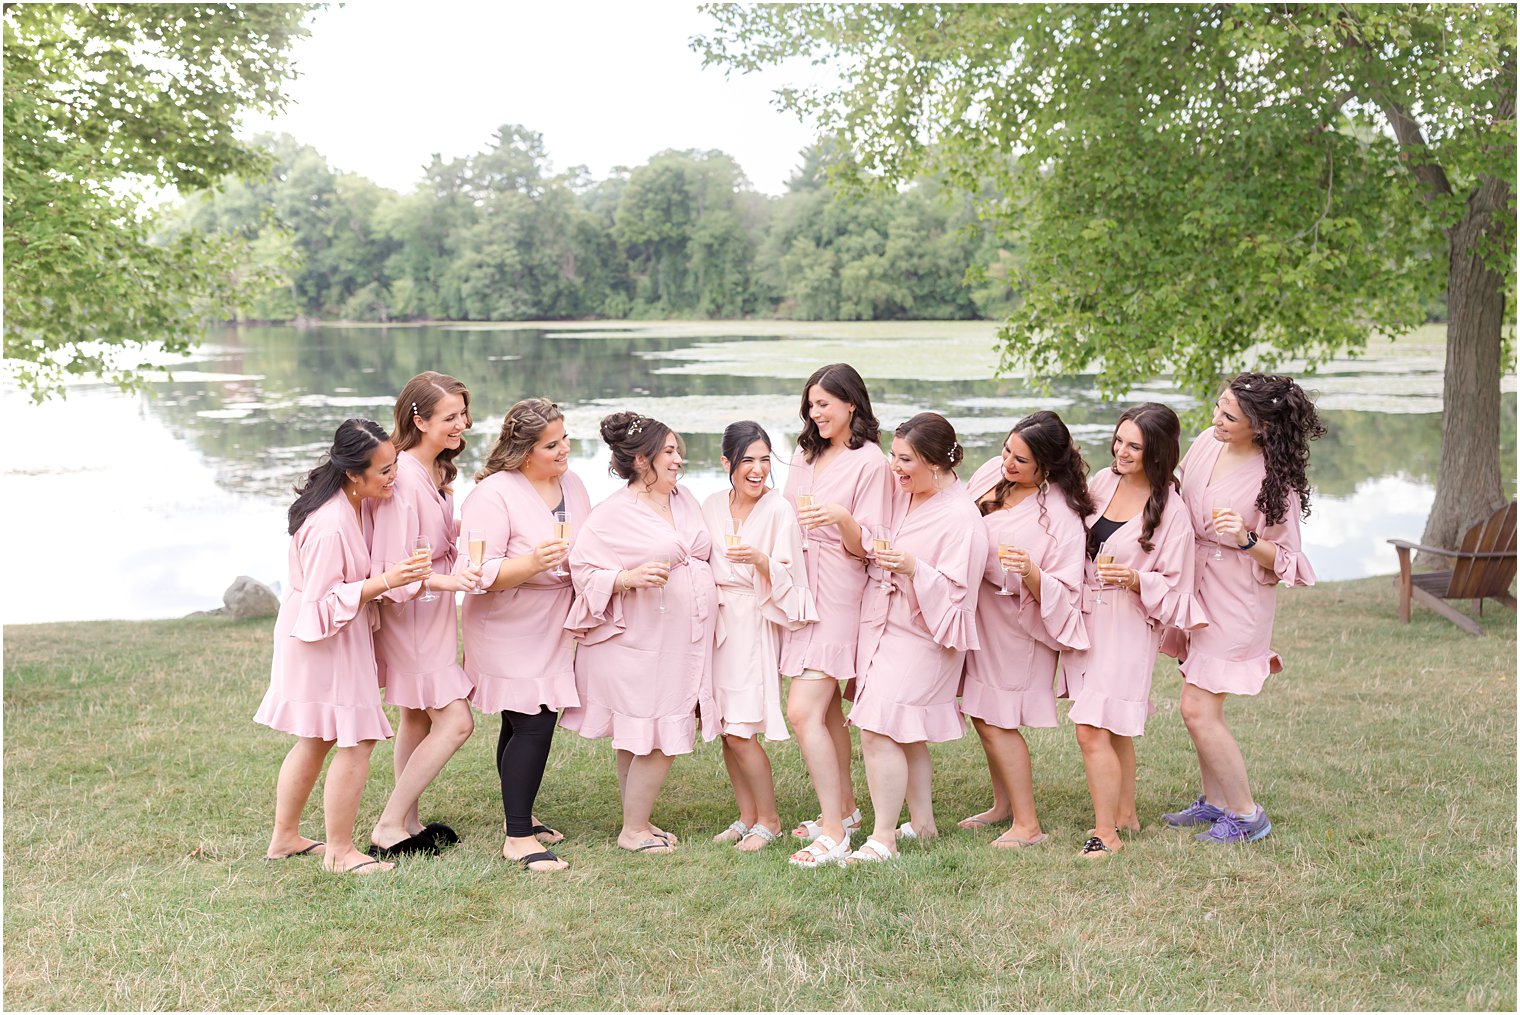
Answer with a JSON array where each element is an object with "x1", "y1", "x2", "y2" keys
[
  {"x1": 1161, "y1": 795, "x2": 1226, "y2": 828},
  {"x1": 1195, "y1": 807, "x2": 1272, "y2": 844}
]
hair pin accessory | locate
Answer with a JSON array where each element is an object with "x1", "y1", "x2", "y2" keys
[{"x1": 627, "y1": 415, "x2": 645, "y2": 437}]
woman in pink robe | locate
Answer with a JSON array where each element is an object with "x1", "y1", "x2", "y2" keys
[
  {"x1": 702, "y1": 421, "x2": 818, "y2": 852},
  {"x1": 562, "y1": 412, "x2": 718, "y2": 856},
  {"x1": 1061, "y1": 403, "x2": 1206, "y2": 859},
  {"x1": 255, "y1": 419, "x2": 432, "y2": 875},
  {"x1": 845, "y1": 413, "x2": 987, "y2": 864},
  {"x1": 781, "y1": 363, "x2": 892, "y2": 869},
  {"x1": 960, "y1": 411, "x2": 1092, "y2": 849},
  {"x1": 365, "y1": 372, "x2": 481, "y2": 858},
  {"x1": 1159, "y1": 373, "x2": 1323, "y2": 845},
  {"x1": 461, "y1": 398, "x2": 591, "y2": 873}
]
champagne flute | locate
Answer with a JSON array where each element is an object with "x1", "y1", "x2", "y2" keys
[
  {"x1": 797, "y1": 493, "x2": 816, "y2": 550},
  {"x1": 414, "y1": 535, "x2": 437, "y2": 602},
  {"x1": 654, "y1": 559, "x2": 671, "y2": 614},
  {"x1": 1210, "y1": 506, "x2": 1225, "y2": 561},
  {"x1": 1094, "y1": 544, "x2": 1115, "y2": 606},
  {"x1": 724, "y1": 518, "x2": 742, "y2": 557},
  {"x1": 871, "y1": 525, "x2": 893, "y2": 592},
  {"x1": 466, "y1": 528, "x2": 487, "y2": 595},
  {"x1": 552, "y1": 509, "x2": 571, "y2": 577},
  {"x1": 996, "y1": 543, "x2": 1018, "y2": 597}
]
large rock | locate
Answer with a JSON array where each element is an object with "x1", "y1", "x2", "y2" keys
[{"x1": 224, "y1": 576, "x2": 279, "y2": 619}]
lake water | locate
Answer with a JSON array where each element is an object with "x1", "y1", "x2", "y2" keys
[{"x1": 5, "y1": 322, "x2": 1513, "y2": 624}]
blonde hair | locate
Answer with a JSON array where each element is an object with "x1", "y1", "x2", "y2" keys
[{"x1": 476, "y1": 398, "x2": 565, "y2": 480}]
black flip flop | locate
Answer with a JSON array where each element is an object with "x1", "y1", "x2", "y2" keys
[
  {"x1": 336, "y1": 859, "x2": 386, "y2": 874},
  {"x1": 531, "y1": 823, "x2": 564, "y2": 843},
  {"x1": 516, "y1": 849, "x2": 567, "y2": 872},
  {"x1": 264, "y1": 841, "x2": 324, "y2": 861},
  {"x1": 368, "y1": 832, "x2": 439, "y2": 859}
]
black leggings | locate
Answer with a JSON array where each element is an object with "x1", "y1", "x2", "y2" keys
[{"x1": 496, "y1": 706, "x2": 557, "y2": 838}]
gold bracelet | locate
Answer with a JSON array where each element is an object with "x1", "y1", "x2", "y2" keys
[{"x1": 381, "y1": 572, "x2": 391, "y2": 591}]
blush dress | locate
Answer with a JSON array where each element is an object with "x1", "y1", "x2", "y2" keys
[
  {"x1": 960, "y1": 457, "x2": 1088, "y2": 731},
  {"x1": 254, "y1": 491, "x2": 393, "y2": 747},
  {"x1": 561, "y1": 486, "x2": 719, "y2": 756}
]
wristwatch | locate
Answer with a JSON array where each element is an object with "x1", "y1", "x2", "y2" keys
[{"x1": 1237, "y1": 530, "x2": 1259, "y2": 551}]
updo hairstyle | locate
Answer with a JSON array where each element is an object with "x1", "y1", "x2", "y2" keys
[
  {"x1": 894, "y1": 412, "x2": 964, "y2": 472},
  {"x1": 287, "y1": 418, "x2": 390, "y2": 535},
  {"x1": 600, "y1": 411, "x2": 683, "y2": 485}
]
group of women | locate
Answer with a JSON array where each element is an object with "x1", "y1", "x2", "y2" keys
[{"x1": 253, "y1": 363, "x2": 1324, "y2": 874}]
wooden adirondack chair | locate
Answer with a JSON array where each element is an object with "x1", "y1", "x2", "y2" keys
[{"x1": 1388, "y1": 501, "x2": 1517, "y2": 636}]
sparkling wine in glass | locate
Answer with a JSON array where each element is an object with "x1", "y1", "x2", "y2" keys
[
  {"x1": 466, "y1": 529, "x2": 487, "y2": 595},
  {"x1": 1094, "y1": 547, "x2": 1116, "y2": 606},
  {"x1": 552, "y1": 510, "x2": 571, "y2": 577},
  {"x1": 1210, "y1": 506, "x2": 1225, "y2": 561},
  {"x1": 871, "y1": 526, "x2": 893, "y2": 591},
  {"x1": 996, "y1": 543, "x2": 1018, "y2": 596},
  {"x1": 796, "y1": 493, "x2": 816, "y2": 550},
  {"x1": 654, "y1": 559, "x2": 671, "y2": 614},
  {"x1": 414, "y1": 535, "x2": 437, "y2": 602},
  {"x1": 724, "y1": 516, "x2": 742, "y2": 549}
]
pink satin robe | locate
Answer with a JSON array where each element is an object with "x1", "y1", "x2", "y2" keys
[
  {"x1": 778, "y1": 442, "x2": 892, "y2": 680},
  {"x1": 561, "y1": 486, "x2": 719, "y2": 756},
  {"x1": 366, "y1": 451, "x2": 473, "y2": 710},
  {"x1": 702, "y1": 489, "x2": 818, "y2": 740},
  {"x1": 460, "y1": 468, "x2": 592, "y2": 715},
  {"x1": 1059, "y1": 467, "x2": 1208, "y2": 736},
  {"x1": 960, "y1": 457, "x2": 1089, "y2": 730},
  {"x1": 254, "y1": 491, "x2": 393, "y2": 747},
  {"x1": 850, "y1": 482, "x2": 986, "y2": 744},
  {"x1": 1163, "y1": 430, "x2": 1317, "y2": 695}
]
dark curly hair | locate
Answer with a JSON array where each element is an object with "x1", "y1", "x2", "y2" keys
[
  {"x1": 1226, "y1": 372, "x2": 1326, "y2": 526},
  {"x1": 979, "y1": 411, "x2": 1096, "y2": 536},
  {"x1": 796, "y1": 363, "x2": 881, "y2": 462},
  {"x1": 1107, "y1": 402, "x2": 1181, "y2": 554}
]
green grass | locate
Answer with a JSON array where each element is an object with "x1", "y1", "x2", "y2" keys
[{"x1": 4, "y1": 576, "x2": 1514, "y2": 1010}]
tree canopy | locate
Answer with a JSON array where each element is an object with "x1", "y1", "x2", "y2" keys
[
  {"x1": 697, "y1": 2, "x2": 1516, "y2": 545},
  {"x1": 3, "y1": 2, "x2": 318, "y2": 399}
]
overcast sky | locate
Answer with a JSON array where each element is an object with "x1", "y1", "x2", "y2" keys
[{"x1": 239, "y1": 1, "x2": 828, "y2": 195}]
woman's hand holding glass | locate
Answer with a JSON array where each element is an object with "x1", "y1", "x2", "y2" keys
[
  {"x1": 384, "y1": 554, "x2": 433, "y2": 591},
  {"x1": 619, "y1": 560, "x2": 670, "y2": 590},
  {"x1": 874, "y1": 544, "x2": 916, "y2": 579},
  {"x1": 723, "y1": 540, "x2": 767, "y2": 568},
  {"x1": 1096, "y1": 558, "x2": 1138, "y2": 592},
  {"x1": 798, "y1": 499, "x2": 848, "y2": 532},
  {"x1": 531, "y1": 534, "x2": 570, "y2": 574},
  {"x1": 1211, "y1": 507, "x2": 1248, "y2": 547}
]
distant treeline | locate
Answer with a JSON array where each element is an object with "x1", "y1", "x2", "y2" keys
[{"x1": 176, "y1": 126, "x2": 1023, "y2": 324}]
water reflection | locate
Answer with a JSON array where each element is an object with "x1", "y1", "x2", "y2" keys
[{"x1": 4, "y1": 323, "x2": 1513, "y2": 624}]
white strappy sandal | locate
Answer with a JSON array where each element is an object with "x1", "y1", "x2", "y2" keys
[
  {"x1": 788, "y1": 832, "x2": 851, "y2": 868},
  {"x1": 847, "y1": 837, "x2": 896, "y2": 864},
  {"x1": 712, "y1": 819, "x2": 749, "y2": 844},
  {"x1": 792, "y1": 808, "x2": 863, "y2": 841},
  {"x1": 737, "y1": 823, "x2": 780, "y2": 850}
]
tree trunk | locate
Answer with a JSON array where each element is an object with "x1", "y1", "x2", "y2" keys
[{"x1": 1419, "y1": 207, "x2": 1509, "y2": 557}]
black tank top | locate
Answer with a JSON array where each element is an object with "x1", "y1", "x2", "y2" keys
[{"x1": 1087, "y1": 515, "x2": 1125, "y2": 559}]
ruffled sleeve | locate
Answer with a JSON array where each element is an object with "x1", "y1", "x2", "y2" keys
[
  {"x1": 1256, "y1": 489, "x2": 1317, "y2": 588},
  {"x1": 292, "y1": 528, "x2": 367, "y2": 643},
  {"x1": 460, "y1": 483, "x2": 510, "y2": 591},
  {"x1": 756, "y1": 497, "x2": 819, "y2": 632},
  {"x1": 1136, "y1": 500, "x2": 1209, "y2": 631},
  {"x1": 1015, "y1": 507, "x2": 1089, "y2": 651},
  {"x1": 368, "y1": 480, "x2": 426, "y2": 603},
  {"x1": 907, "y1": 507, "x2": 987, "y2": 652},
  {"x1": 850, "y1": 449, "x2": 894, "y2": 542},
  {"x1": 564, "y1": 513, "x2": 627, "y2": 647}
]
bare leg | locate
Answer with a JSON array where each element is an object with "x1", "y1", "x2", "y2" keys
[
  {"x1": 902, "y1": 741, "x2": 938, "y2": 838},
  {"x1": 785, "y1": 679, "x2": 846, "y2": 845},
  {"x1": 720, "y1": 736, "x2": 759, "y2": 830},
  {"x1": 390, "y1": 707, "x2": 431, "y2": 836},
  {"x1": 323, "y1": 741, "x2": 392, "y2": 873},
  {"x1": 727, "y1": 737, "x2": 781, "y2": 852},
  {"x1": 616, "y1": 748, "x2": 677, "y2": 844},
  {"x1": 1075, "y1": 724, "x2": 1123, "y2": 854},
  {"x1": 976, "y1": 721, "x2": 1044, "y2": 843},
  {"x1": 267, "y1": 737, "x2": 333, "y2": 858},
  {"x1": 371, "y1": 699, "x2": 473, "y2": 848},
  {"x1": 961, "y1": 717, "x2": 1013, "y2": 828},
  {"x1": 1180, "y1": 682, "x2": 1255, "y2": 814},
  {"x1": 617, "y1": 750, "x2": 676, "y2": 853},
  {"x1": 1113, "y1": 734, "x2": 1140, "y2": 833},
  {"x1": 858, "y1": 730, "x2": 905, "y2": 854},
  {"x1": 822, "y1": 685, "x2": 858, "y2": 817}
]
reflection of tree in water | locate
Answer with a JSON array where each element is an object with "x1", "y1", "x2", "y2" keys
[{"x1": 145, "y1": 325, "x2": 1515, "y2": 506}]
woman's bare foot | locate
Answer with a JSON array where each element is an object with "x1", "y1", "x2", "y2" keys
[
  {"x1": 958, "y1": 808, "x2": 1009, "y2": 830},
  {"x1": 712, "y1": 820, "x2": 749, "y2": 844},
  {"x1": 618, "y1": 830, "x2": 676, "y2": 854},
  {"x1": 649, "y1": 823, "x2": 679, "y2": 846},
  {"x1": 325, "y1": 848, "x2": 394, "y2": 874}
]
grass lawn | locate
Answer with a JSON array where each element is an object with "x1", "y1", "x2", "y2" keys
[{"x1": 3, "y1": 576, "x2": 1514, "y2": 1010}]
